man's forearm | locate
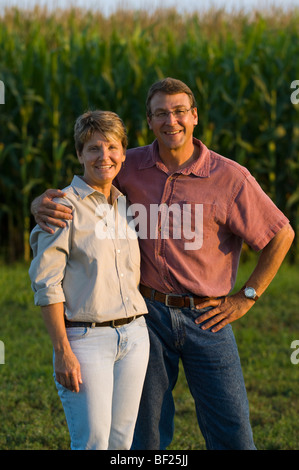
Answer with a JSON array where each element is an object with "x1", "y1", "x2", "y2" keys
[
  {"x1": 195, "y1": 223, "x2": 295, "y2": 332},
  {"x1": 243, "y1": 222, "x2": 295, "y2": 297},
  {"x1": 30, "y1": 195, "x2": 39, "y2": 217}
]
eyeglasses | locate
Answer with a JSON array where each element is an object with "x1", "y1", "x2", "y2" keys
[{"x1": 150, "y1": 107, "x2": 193, "y2": 121}]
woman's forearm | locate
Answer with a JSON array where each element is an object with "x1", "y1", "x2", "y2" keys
[
  {"x1": 41, "y1": 303, "x2": 82, "y2": 392},
  {"x1": 41, "y1": 303, "x2": 70, "y2": 353}
]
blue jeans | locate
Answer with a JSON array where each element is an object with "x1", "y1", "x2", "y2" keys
[
  {"x1": 54, "y1": 316, "x2": 149, "y2": 450},
  {"x1": 131, "y1": 299, "x2": 256, "y2": 450}
]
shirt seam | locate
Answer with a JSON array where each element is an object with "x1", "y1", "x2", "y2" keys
[{"x1": 226, "y1": 173, "x2": 249, "y2": 221}]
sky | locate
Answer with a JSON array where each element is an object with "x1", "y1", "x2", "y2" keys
[{"x1": 2, "y1": 0, "x2": 299, "y2": 16}]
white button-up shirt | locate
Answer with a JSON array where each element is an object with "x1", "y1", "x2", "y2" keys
[{"x1": 29, "y1": 175, "x2": 147, "y2": 322}]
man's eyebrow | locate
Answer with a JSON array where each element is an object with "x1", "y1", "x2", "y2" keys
[{"x1": 153, "y1": 105, "x2": 187, "y2": 111}]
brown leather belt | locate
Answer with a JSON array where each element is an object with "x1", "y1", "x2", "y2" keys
[
  {"x1": 65, "y1": 314, "x2": 143, "y2": 329},
  {"x1": 139, "y1": 284, "x2": 219, "y2": 308}
]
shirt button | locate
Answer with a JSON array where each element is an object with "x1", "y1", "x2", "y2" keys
[
  {"x1": 117, "y1": 249, "x2": 121, "y2": 254},
  {"x1": 120, "y1": 273, "x2": 124, "y2": 277}
]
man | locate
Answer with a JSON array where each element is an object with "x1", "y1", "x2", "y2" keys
[{"x1": 31, "y1": 78, "x2": 294, "y2": 450}]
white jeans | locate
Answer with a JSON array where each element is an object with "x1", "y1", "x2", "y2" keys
[{"x1": 54, "y1": 316, "x2": 149, "y2": 450}]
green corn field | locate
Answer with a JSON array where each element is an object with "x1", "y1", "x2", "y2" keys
[{"x1": 0, "y1": 6, "x2": 299, "y2": 263}]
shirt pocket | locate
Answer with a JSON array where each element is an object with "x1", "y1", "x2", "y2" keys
[
  {"x1": 126, "y1": 236, "x2": 141, "y2": 268},
  {"x1": 176, "y1": 201, "x2": 216, "y2": 251}
]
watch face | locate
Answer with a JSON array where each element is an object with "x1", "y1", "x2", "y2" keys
[{"x1": 245, "y1": 287, "x2": 256, "y2": 298}]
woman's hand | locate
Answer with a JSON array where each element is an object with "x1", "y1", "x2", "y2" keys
[
  {"x1": 41, "y1": 304, "x2": 82, "y2": 392},
  {"x1": 54, "y1": 347, "x2": 82, "y2": 393}
]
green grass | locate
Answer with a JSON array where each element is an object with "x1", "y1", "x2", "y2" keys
[{"x1": 0, "y1": 258, "x2": 299, "y2": 450}]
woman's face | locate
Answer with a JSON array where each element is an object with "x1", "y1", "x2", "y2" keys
[{"x1": 77, "y1": 131, "x2": 125, "y2": 194}]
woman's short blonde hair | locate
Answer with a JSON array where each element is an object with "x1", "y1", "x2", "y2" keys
[{"x1": 74, "y1": 110, "x2": 128, "y2": 155}]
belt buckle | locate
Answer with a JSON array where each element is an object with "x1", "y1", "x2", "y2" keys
[
  {"x1": 188, "y1": 296, "x2": 195, "y2": 309},
  {"x1": 165, "y1": 294, "x2": 182, "y2": 307}
]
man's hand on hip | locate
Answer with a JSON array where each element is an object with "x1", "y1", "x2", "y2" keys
[{"x1": 195, "y1": 292, "x2": 254, "y2": 333}]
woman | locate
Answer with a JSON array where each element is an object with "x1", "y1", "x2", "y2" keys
[{"x1": 29, "y1": 110, "x2": 149, "y2": 450}]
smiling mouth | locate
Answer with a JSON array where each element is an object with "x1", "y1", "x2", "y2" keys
[
  {"x1": 164, "y1": 130, "x2": 182, "y2": 135},
  {"x1": 95, "y1": 165, "x2": 113, "y2": 169}
]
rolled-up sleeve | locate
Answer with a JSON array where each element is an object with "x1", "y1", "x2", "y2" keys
[{"x1": 29, "y1": 220, "x2": 72, "y2": 306}]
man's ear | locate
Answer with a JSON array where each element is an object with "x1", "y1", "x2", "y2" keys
[
  {"x1": 192, "y1": 107, "x2": 198, "y2": 126},
  {"x1": 147, "y1": 115, "x2": 153, "y2": 130}
]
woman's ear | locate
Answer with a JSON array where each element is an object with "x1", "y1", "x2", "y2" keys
[{"x1": 77, "y1": 150, "x2": 84, "y2": 165}]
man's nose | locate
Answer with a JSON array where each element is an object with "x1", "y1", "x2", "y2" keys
[{"x1": 165, "y1": 111, "x2": 178, "y2": 124}]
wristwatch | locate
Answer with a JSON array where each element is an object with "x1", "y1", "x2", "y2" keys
[{"x1": 244, "y1": 286, "x2": 259, "y2": 301}]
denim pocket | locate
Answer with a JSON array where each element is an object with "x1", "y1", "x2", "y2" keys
[{"x1": 66, "y1": 326, "x2": 90, "y2": 341}]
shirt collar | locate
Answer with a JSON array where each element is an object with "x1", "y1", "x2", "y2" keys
[
  {"x1": 71, "y1": 175, "x2": 123, "y2": 202},
  {"x1": 138, "y1": 138, "x2": 210, "y2": 177}
]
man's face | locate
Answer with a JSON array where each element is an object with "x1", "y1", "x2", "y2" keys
[{"x1": 147, "y1": 92, "x2": 198, "y2": 153}]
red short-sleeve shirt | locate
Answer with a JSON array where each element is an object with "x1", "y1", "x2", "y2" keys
[{"x1": 115, "y1": 138, "x2": 289, "y2": 296}]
